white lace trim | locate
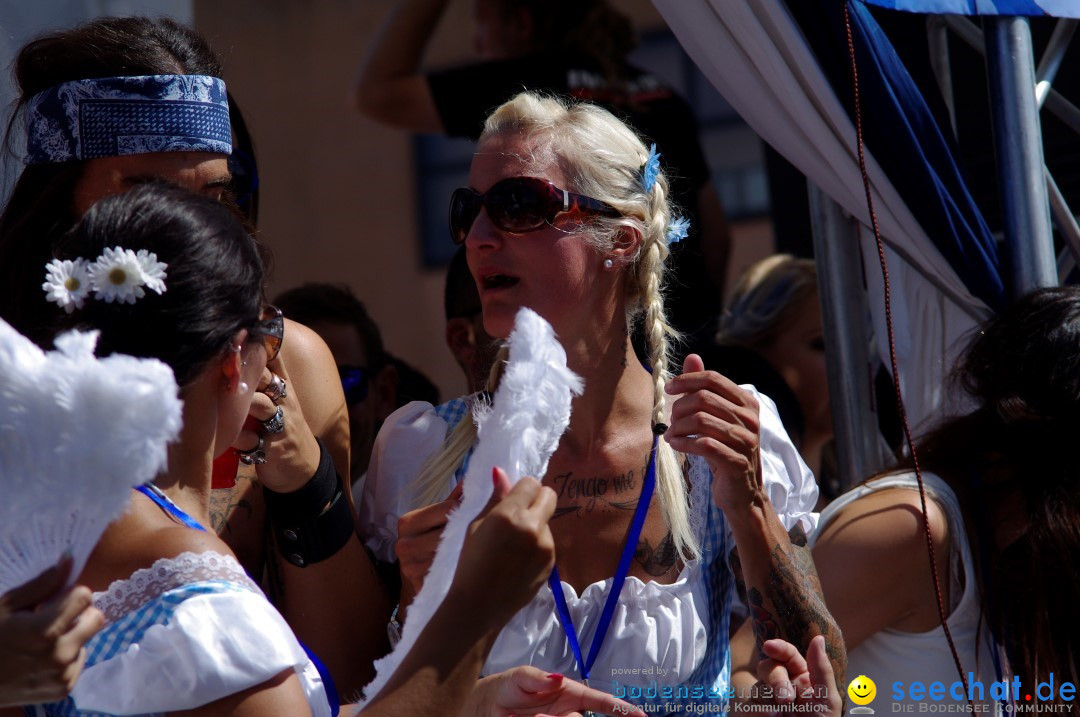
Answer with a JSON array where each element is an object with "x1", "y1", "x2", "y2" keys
[{"x1": 93, "y1": 550, "x2": 262, "y2": 623}]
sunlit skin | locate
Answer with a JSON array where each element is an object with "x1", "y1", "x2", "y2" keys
[{"x1": 72, "y1": 152, "x2": 231, "y2": 216}]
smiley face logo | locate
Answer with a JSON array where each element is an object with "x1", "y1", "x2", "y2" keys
[{"x1": 848, "y1": 675, "x2": 877, "y2": 706}]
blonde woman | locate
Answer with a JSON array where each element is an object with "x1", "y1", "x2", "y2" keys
[{"x1": 361, "y1": 92, "x2": 845, "y2": 709}]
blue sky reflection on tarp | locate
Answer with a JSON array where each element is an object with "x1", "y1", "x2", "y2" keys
[{"x1": 861, "y1": 0, "x2": 1080, "y2": 18}]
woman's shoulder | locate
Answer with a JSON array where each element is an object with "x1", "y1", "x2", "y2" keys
[
  {"x1": 810, "y1": 472, "x2": 958, "y2": 646},
  {"x1": 813, "y1": 472, "x2": 953, "y2": 569},
  {"x1": 86, "y1": 497, "x2": 239, "y2": 593},
  {"x1": 277, "y1": 318, "x2": 347, "y2": 438}
]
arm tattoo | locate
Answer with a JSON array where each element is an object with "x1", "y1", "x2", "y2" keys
[
  {"x1": 729, "y1": 547, "x2": 748, "y2": 603},
  {"x1": 748, "y1": 587, "x2": 780, "y2": 649},
  {"x1": 734, "y1": 526, "x2": 847, "y2": 693}
]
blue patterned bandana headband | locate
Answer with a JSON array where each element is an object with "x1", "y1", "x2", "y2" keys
[{"x1": 23, "y1": 74, "x2": 232, "y2": 165}]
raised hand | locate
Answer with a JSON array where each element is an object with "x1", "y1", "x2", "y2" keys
[
  {"x1": 395, "y1": 482, "x2": 463, "y2": 609},
  {"x1": 232, "y1": 352, "x2": 321, "y2": 493},
  {"x1": 449, "y1": 469, "x2": 557, "y2": 627},
  {"x1": 664, "y1": 353, "x2": 763, "y2": 513},
  {"x1": 757, "y1": 636, "x2": 842, "y2": 717}
]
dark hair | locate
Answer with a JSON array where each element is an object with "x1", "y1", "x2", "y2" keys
[
  {"x1": 387, "y1": 354, "x2": 441, "y2": 408},
  {"x1": 494, "y1": 0, "x2": 636, "y2": 80},
  {"x1": 0, "y1": 16, "x2": 224, "y2": 346},
  {"x1": 444, "y1": 246, "x2": 482, "y2": 321},
  {"x1": 906, "y1": 287, "x2": 1080, "y2": 695},
  {"x1": 53, "y1": 182, "x2": 263, "y2": 388},
  {"x1": 274, "y1": 283, "x2": 387, "y2": 371}
]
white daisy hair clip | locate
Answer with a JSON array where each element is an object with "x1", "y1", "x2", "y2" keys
[{"x1": 43, "y1": 247, "x2": 168, "y2": 311}]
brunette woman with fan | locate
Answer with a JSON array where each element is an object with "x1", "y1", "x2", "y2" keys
[{"x1": 6, "y1": 182, "x2": 638, "y2": 717}]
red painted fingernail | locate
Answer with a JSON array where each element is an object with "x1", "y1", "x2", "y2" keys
[
  {"x1": 492, "y1": 466, "x2": 499, "y2": 486},
  {"x1": 547, "y1": 673, "x2": 564, "y2": 682}
]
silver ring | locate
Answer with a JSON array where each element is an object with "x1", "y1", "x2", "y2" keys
[
  {"x1": 264, "y1": 374, "x2": 287, "y2": 403},
  {"x1": 262, "y1": 405, "x2": 285, "y2": 435},
  {"x1": 239, "y1": 450, "x2": 267, "y2": 465},
  {"x1": 237, "y1": 436, "x2": 267, "y2": 465}
]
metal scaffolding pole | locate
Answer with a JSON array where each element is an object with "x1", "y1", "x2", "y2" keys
[
  {"x1": 945, "y1": 16, "x2": 1080, "y2": 136},
  {"x1": 808, "y1": 183, "x2": 886, "y2": 492},
  {"x1": 984, "y1": 17, "x2": 1057, "y2": 295},
  {"x1": 1035, "y1": 20, "x2": 1078, "y2": 108},
  {"x1": 927, "y1": 17, "x2": 957, "y2": 138}
]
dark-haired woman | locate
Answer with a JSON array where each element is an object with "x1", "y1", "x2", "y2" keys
[
  {"x1": 13, "y1": 183, "x2": 640, "y2": 717},
  {"x1": 0, "y1": 17, "x2": 387, "y2": 697},
  {"x1": 733, "y1": 287, "x2": 1080, "y2": 709}
]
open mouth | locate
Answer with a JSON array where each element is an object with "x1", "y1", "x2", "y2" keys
[{"x1": 481, "y1": 273, "x2": 520, "y2": 291}]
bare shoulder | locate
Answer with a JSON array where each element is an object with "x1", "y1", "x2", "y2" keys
[
  {"x1": 817, "y1": 486, "x2": 951, "y2": 558},
  {"x1": 83, "y1": 500, "x2": 239, "y2": 592},
  {"x1": 280, "y1": 318, "x2": 335, "y2": 368},
  {"x1": 811, "y1": 485, "x2": 952, "y2": 647},
  {"x1": 143, "y1": 525, "x2": 237, "y2": 563},
  {"x1": 277, "y1": 318, "x2": 346, "y2": 437}
]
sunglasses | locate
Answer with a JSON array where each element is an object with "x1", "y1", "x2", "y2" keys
[
  {"x1": 249, "y1": 305, "x2": 284, "y2": 362},
  {"x1": 339, "y1": 366, "x2": 370, "y2": 406},
  {"x1": 449, "y1": 177, "x2": 621, "y2": 245}
]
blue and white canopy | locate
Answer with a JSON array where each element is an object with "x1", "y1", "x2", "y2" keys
[{"x1": 863, "y1": 0, "x2": 1080, "y2": 18}]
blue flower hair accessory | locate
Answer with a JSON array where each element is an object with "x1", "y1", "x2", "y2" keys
[
  {"x1": 665, "y1": 216, "x2": 690, "y2": 246},
  {"x1": 641, "y1": 144, "x2": 661, "y2": 193}
]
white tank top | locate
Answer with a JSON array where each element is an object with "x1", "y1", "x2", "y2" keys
[{"x1": 813, "y1": 472, "x2": 999, "y2": 711}]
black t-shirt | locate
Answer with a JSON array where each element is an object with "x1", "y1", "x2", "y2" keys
[{"x1": 429, "y1": 54, "x2": 721, "y2": 350}]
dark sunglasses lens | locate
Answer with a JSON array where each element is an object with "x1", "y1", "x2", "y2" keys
[
  {"x1": 488, "y1": 178, "x2": 550, "y2": 233},
  {"x1": 340, "y1": 367, "x2": 369, "y2": 405},
  {"x1": 450, "y1": 189, "x2": 482, "y2": 244}
]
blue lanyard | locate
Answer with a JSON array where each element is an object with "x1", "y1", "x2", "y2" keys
[
  {"x1": 547, "y1": 434, "x2": 659, "y2": 683},
  {"x1": 133, "y1": 483, "x2": 341, "y2": 716},
  {"x1": 136, "y1": 484, "x2": 208, "y2": 531}
]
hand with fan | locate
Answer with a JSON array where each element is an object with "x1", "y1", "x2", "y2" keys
[{"x1": 0, "y1": 555, "x2": 104, "y2": 707}]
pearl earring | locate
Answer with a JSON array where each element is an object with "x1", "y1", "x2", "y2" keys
[
  {"x1": 238, "y1": 381, "x2": 250, "y2": 393},
  {"x1": 603, "y1": 258, "x2": 614, "y2": 269}
]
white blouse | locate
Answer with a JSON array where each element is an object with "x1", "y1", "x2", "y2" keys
[
  {"x1": 360, "y1": 387, "x2": 819, "y2": 698},
  {"x1": 36, "y1": 551, "x2": 331, "y2": 717}
]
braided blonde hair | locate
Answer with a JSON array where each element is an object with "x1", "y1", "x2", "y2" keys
[{"x1": 413, "y1": 92, "x2": 698, "y2": 559}]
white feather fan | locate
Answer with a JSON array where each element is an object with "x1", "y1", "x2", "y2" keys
[
  {"x1": 0, "y1": 318, "x2": 182, "y2": 594},
  {"x1": 359, "y1": 308, "x2": 582, "y2": 708}
]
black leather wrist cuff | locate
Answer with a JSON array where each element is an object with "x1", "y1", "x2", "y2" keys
[
  {"x1": 265, "y1": 439, "x2": 354, "y2": 567},
  {"x1": 264, "y1": 438, "x2": 337, "y2": 522}
]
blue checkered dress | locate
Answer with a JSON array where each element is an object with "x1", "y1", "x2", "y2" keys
[
  {"x1": 434, "y1": 396, "x2": 735, "y2": 715},
  {"x1": 28, "y1": 581, "x2": 252, "y2": 717}
]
